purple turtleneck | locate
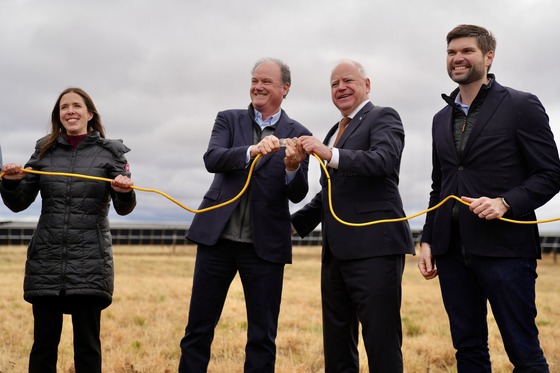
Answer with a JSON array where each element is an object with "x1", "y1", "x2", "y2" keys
[{"x1": 68, "y1": 134, "x2": 89, "y2": 148}]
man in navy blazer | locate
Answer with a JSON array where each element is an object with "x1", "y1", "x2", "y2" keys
[
  {"x1": 179, "y1": 58, "x2": 311, "y2": 373},
  {"x1": 419, "y1": 25, "x2": 560, "y2": 372},
  {"x1": 292, "y1": 60, "x2": 414, "y2": 372}
]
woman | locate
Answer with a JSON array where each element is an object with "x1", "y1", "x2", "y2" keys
[{"x1": 0, "y1": 87, "x2": 136, "y2": 372}]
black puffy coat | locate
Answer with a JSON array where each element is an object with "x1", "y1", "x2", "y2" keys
[{"x1": 0, "y1": 132, "x2": 136, "y2": 308}]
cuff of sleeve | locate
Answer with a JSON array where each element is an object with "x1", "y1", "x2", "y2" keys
[
  {"x1": 117, "y1": 190, "x2": 135, "y2": 200},
  {"x1": 501, "y1": 197, "x2": 510, "y2": 209},
  {"x1": 327, "y1": 148, "x2": 340, "y2": 169},
  {"x1": 245, "y1": 146, "x2": 253, "y2": 166},
  {"x1": 285, "y1": 166, "x2": 299, "y2": 184},
  {"x1": 1, "y1": 179, "x2": 21, "y2": 190}
]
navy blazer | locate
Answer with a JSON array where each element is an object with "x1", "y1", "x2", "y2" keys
[
  {"x1": 187, "y1": 107, "x2": 312, "y2": 264},
  {"x1": 422, "y1": 80, "x2": 560, "y2": 258},
  {"x1": 292, "y1": 102, "x2": 415, "y2": 260}
]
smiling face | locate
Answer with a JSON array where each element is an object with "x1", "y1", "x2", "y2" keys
[
  {"x1": 250, "y1": 61, "x2": 290, "y2": 119},
  {"x1": 447, "y1": 36, "x2": 493, "y2": 86},
  {"x1": 330, "y1": 62, "x2": 370, "y2": 116},
  {"x1": 59, "y1": 92, "x2": 93, "y2": 136}
]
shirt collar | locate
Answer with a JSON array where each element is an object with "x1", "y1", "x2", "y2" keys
[
  {"x1": 453, "y1": 74, "x2": 495, "y2": 115},
  {"x1": 454, "y1": 93, "x2": 470, "y2": 115},
  {"x1": 341, "y1": 99, "x2": 370, "y2": 121},
  {"x1": 254, "y1": 108, "x2": 282, "y2": 129}
]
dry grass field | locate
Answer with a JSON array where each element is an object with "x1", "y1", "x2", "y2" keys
[{"x1": 0, "y1": 245, "x2": 559, "y2": 373}]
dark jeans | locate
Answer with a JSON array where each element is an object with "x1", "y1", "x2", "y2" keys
[
  {"x1": 437, "y1": 242, "x2": 549, "y2": 373},
  {"x1": 178, "y1": 241, "x2": 285, "y2": 373},
  {"x1": 29, "y1": 296, "x2": 103, "y2": 373}
]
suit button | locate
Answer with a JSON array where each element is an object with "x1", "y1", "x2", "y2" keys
[{"x1": 458, "y1": 165, "x2": 464, "y2": 170}]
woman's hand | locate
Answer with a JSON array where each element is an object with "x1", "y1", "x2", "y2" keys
[{"x1": 111, "y1": 174, "x2": 134, "y2": 193}]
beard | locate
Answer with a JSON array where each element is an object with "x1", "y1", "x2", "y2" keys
[{"x1": 447, "y1": 61, "x2": 487, "y2": 85}]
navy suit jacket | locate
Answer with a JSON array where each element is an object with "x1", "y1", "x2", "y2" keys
[
  {"x1": 187, "y1": 107, "x2": 312, "y2": 264},
  {"x1": 292, "y1": 102, "x2": 415, "y2": 260},
  {"x1": 421, "y1": 80, "x2": 560, "y2": 258}
]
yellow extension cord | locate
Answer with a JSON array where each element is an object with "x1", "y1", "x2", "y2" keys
[{"x1": 1, "y1": 152, "x2": 559, "y2": 226}]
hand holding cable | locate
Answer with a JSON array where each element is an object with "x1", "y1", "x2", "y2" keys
[
  {"x1": 1, "y1": 163, "x2": 26, "y2": 181},
  {"x1": 253, "y1": 136, "x2": 305, "y2": 171},
  {"x1": 462, "y1": 195, "x2": 509, "y2": 220}
]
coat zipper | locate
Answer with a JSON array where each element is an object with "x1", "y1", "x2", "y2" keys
[{"x1": 60, "y1": 147, "x2": 78, "y2": 294}]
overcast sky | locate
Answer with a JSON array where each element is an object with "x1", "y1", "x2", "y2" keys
[{"x1": 1, "y1": 0, "x2": 559, "y2": 232}]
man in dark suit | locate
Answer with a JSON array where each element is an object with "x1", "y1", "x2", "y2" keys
[
  {"x1": 419, "y1": 24, "x2": 560, "y2": 372},
  {"x1": 292, "y1": 60, "x2": 414, "y2": 373},
  {"x1": 179, "y1": 58, "x2": 311, "y2": 373}
]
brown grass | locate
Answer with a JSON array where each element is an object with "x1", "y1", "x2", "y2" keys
[{"x1": 0, "y1": 245, "x2": 559, "y2": 373}]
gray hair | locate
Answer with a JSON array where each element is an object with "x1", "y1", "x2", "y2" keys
[
  {"x1": 334, "y1": 59, "x2": 368, "y2": 78},
  {"x1": 252, "y1": 57, "x2": 291, "y2": 85}
]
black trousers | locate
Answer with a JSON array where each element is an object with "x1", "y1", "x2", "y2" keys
[
  {"x1": 321, "y1": 249, "x2": 405, "y2": 373},
  {"x1": 179, "y1": 241, "x2": 285, "y2": 373},
  {"x1": 29, "y1": 296, "x2": 103, "y2": 373}
]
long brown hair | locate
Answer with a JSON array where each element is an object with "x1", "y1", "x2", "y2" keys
[{"x1": 38, "y1": 87, "x2": 106, "y2": 159}]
